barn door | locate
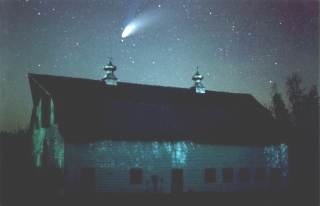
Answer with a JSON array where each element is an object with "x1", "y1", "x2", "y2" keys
[
  {"x1": 171, "y1": 169, "x2": 183, "y2": 193},
  {"x1": 80, "y1": 167, "x2": 95, "y2": 192}
]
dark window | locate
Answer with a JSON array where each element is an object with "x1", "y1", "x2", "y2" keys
[
  {"x1": 204, "y1": 168, "x2": 216, "y2": 183},
  {"x1": 171, "y1": 169, "x2": 183, "y2": 193},
  {"x1": 239, "y1": 168, "x2": 250, "y2": 182},
  {"x1": 130, "y1": 168, "x2": 143, "y2": 184},
  {"x1": 80, "y1": 167, "x2": 95, "y2": 192},
  {"x1": 270, "y1": 168, "x2": 281, "y2": 184},
  {"x1": 255, "y1": 168, "x2": 266, "y2": 181},
  {"x1": 223, "y1": 168, "x2": 233, "y2": 183}
]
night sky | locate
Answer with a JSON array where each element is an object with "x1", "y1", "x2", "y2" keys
[{"x1": 0, "y1": 0, "x2": 318, "y2": 131}]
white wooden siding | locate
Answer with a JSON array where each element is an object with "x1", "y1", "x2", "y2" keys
[{"x1": 64, "y1": 140, "x2": 288, "y2": 193}]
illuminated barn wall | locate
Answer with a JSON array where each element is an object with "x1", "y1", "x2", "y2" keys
[
  {"x1": 64, "y1": 140, "x2": 288, "y2": 193},
  {"x1": 31, "y1": 98, "x2": 64, "y2": 168},
  {"x1": 31, "y1": 97, "x2": 288, "y2": 193}
]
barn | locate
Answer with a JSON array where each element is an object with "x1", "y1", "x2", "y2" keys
[{"x1": 28, "y1": 61, "x2": 288, "y2": 193}]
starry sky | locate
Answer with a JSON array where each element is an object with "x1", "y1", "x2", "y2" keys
[{"x1": 0, "y1": 0, "x2": 319, "y2": 131}]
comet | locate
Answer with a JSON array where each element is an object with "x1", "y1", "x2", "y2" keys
[
  {"x1": 121, "y1": 9, "x2": 163, "y2": 39},
  {"x1": 121, "y1": 23, "x2": 137, "y2": 38}
]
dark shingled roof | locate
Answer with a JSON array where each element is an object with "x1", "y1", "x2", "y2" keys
[{"x1": 28, "y1": 73, "x2": 282, "y2": 145}]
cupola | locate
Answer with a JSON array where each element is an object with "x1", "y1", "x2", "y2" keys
[
  {"x1": 192, "y1": 66, "x2": 206, "y2": 94},
  {"x1": 102, "y1": 59, "x2": 118, "y2": 86}
]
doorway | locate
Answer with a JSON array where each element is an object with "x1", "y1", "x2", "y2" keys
[
  {"x1": 79, "y1": 167, "x2": 95, "y2": 192},
  {"x1": 171, "y1": 169, "x2": 183, "y2": 193}
]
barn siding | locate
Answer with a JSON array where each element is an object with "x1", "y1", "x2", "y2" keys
[
  {"x1": 64, "y1": 140, "x2": 288, "y2": 193},
  {"x1": 31, "y1": 98, "x2": 64, "y2": 168}
]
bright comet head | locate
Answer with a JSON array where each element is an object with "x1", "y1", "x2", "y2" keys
[{"x1": 121, "y1": 23, "x2": 137, "y2": 38}]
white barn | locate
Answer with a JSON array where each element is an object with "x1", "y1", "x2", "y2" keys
[{"x1": 28, "y1": 62, "x2": 288, "y2": 193}]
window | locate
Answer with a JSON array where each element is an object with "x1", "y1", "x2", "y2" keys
[
  {"x1": 223, "y1": 168, "x2": 233, "y2": 183},
  {"x1": 204, "y1": 168, "x2": 216, "y2": 183},
  {"x1": 130, "y1": 168, "x2": 143, "y2": 184},
  {"x1": 239, "y1": 168, "x2": 250, "y2": 182},
  {"x1": 255, "y1": 168, "x2": 266, "y2": 181},
  {"x1": 270, "y1": 168, "x2": 281, "y2": 184},
  {"x1": 171, "y1": 169, "x2": 183, "y2": 193},
  {"x1": 80, "y1": 167, "x2": 95, "y2": 192}
]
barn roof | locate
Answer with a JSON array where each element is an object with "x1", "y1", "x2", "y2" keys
[{"x1": 28, "y1": 73, "x2": 282, "y2": 145}]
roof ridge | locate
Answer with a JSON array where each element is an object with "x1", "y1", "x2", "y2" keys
[{"x1": 28, "y1": 73, "x2": 251, "y2": 97}]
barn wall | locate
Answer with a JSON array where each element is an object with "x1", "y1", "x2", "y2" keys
[
  {"x1": 31, "y1": 98, "x2": 64, "y2": 168},
  {"x1": 64, "y1": 140, "x2": 288, "y2": 193}
]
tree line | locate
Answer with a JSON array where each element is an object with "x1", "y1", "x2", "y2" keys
[
  {"x1": 270, "y1": 72, "x2": 318, "y2": 137},
  {"x1": 270, "y1": 72, "x2": 319, "y2": 205}
]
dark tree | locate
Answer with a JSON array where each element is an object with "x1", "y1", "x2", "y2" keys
[
  {"x1": 285, "y1": 73, "x2": 319, "y2": 205},
  {"x1": 271, "y1": 83, "x2": 290, "y2": 127},
  {"x1": 286, "y1": 73, "x2": 304, "y2": 126},
  {"x1": 270, "y1": 83, "x2": 291, "y2": 143},
  {"x1": 286, "y1": 73, "x2": 319, "y2": 137},
  {"x1": 303, "y1": 85, "x2": 319, "y2": 135}
]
